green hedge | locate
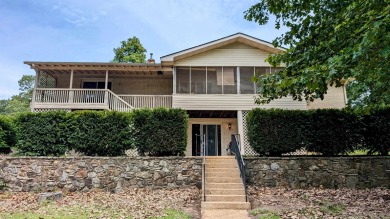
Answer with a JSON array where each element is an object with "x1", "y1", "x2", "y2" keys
[
  {"x1": 247, "y1": 108, "x2": 369, "y2": 156},
  {"x1": 14, "y1": 109, "x2": 188, "y2": 157},
  {"x1": 305, "y1": 109, "x2": 362, "y2": 156},
  {"x1": 16, "y1": 111, "x2": 70, "y2": 156},
  {"x1": 361, "y1": 107, "x2": 390, "y2": 155},
  {"x1": 247, "y1": 109, "x2": 308, "y2": 156},
  {"x1": 0, "y1": 115, "x2": 16, "y2": 154},
  {"x1": 132, "y1": 108, "x2": 188, "y2": 156},
  {"x1": 68, "y1": 111, "x2": 133, "y2": 156}
]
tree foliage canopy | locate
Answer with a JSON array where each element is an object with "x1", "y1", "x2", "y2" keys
[
  {"x1": 111, "y1": 36, "x2": 147, "y2": 63},
  {"x1": 244, "y1": 0, "x2": 390, "y2": 108},
  {"x1": 0, "y1": 75, "x2": 35, "y2": 114},
  {"x1": 18, "y1": 75, "x2": 35, "y2": 101}
]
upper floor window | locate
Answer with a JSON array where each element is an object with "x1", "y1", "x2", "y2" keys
[
  {"x1": 176, "y1": 67, "x2": 190, "y2": 93},
  {"x1": 191, "y1": 67, "x2": 206, "y2": 94},
  {"x1": 240, "y1": 67, "x2": 255, "y2": 94},
  {"x1": 254, "y1": 67, "x2": 284, "y2": 93},
  {"x1": 175, "y1": 66, "x2": 282, "y2": 94},
  {"x1": 176, "y1": 66, "x2": 237, "y2": 94}
]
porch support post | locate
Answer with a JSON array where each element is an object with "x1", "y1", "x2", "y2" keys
[
  {"x1": 69, "y1": 69, "x2": 74, "y2": 103},
  {"x1": 221, "y1": 67, "x2": 224, "y2": 94},
  {"x1": 173, "y1": 66, "x2": 176, "y2": 94},
  {"x1": 30, "y1": 69, "x2": 39, "y2": 112},
  {"x1": 237, "y1": 110, "x2": 245, "y2": 155},
  {"x1": 104, "y1": 70, "x2": 109, "y2": 104},
  {"x1": 237, "y1": 66, "x2": 240, "y2": 94},
  {"x1": 343, "y1": 84, "x2": 348, "y2": 106},
  {"x1": 69, "y1": 69, "x2": 74, "y2": 89},
  {"x1": 253, "y1": 67, "x2": 256, "y2": 94},
  {"x1": 205, "y1": 67, "x2": 208, "y2": 94},
  {"x1": 105, "y1": 70, "x2": 108, "y2": 89}
]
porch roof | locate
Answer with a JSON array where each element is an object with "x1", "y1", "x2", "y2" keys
[{"x1": 24, "y1": 61, "x2": 173, "y2": 76}]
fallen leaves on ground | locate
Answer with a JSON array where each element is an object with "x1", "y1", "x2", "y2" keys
[
  {"x1": 0, "y1": 187, "x2": 201, "y2": 219},
  {"x1": 248, "y1": 186, "x2": 390, "y2": 219}
]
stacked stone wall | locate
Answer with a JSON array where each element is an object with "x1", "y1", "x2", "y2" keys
[
  {"x1": 0, "y1": 157, "x2": 202, "y2": 192},
  {"x1": 1, "y1": 157, "x2": 389, "y2": 192},
  {"x1": 244, "y1": 157, "x2": 390, "y2": 189}
]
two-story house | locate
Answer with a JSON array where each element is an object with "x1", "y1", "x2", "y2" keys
[{"x1": 25, "y1": 33, "x2": 347, "y2": 156}]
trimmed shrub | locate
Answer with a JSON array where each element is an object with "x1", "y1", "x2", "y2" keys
[
  {"x1": 305, "y1": 109, "x2": 363, "y2": 156},
  {"x1": 0, "y1": 115, "x2": 16, "y2": 154},
  {"x1": 361, "y1": 107, "x2": 390, "y2": 155},
  {"x1": 246, "y1": 108, "x2": 309, "y2": 156},
  {"x1": 16, "y1": 111, "x2": 70, "y2": 156},
  {"x1": 132, "y1": 108, "x2": 188, "y2": 156},
  {"x1": 68, "y1": 111, "x2": 133, "y2": 156}
]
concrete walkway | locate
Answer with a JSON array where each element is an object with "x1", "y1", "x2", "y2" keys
[{"x1": 201, "y1": 209, "x2": 251, "y2": 219}]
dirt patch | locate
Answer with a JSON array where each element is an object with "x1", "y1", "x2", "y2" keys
[
  {"x1": 2, "y1": 186, "x2": 389, "y2": 218},
  {"x1": 0, "y1": 187, "x2": 201, "y2": 219},
  {"x1": 248, "y1": 186, "x2": 390, "y2": 218}
]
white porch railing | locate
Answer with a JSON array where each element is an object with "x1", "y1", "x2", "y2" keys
[
  {"x1": 33, "y1": 88, "x2": 133, "y2": 111},
  {"x1": 32, "y1": 88, "x2": 171, "y2": 111},
  {"x1": 118, "y1": 95, "x2": 172, "y2": 108},
  {"x1": 107, "y1": 91, "x2": 134, "y2": 112}
]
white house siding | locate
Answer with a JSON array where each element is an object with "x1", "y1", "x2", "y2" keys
[
  {"x1": 172, "y1": 94, "x2": 307, "y2": 111},
  {"x1": 175, "y1": 43, "x2": 273, "y2": 67},
  {"x1": 185, "y1": 118, "x2": 238, "y2": 156},
  {"x1": 307, "y1": 86, "x2": 347, "y2": 109}
]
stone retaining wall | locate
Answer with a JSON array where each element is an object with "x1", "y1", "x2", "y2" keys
[
  {"x1": 244, "y1": 157, "x2": 390, "y2": 189},
  {"x1": 1, "y1": 157, "x2": 389, "y2": 192},
  {"x1": 0, "y1": 157, "x2": 202, "y2": 192}
]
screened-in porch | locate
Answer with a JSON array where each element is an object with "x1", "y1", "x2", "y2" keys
[
  {"x1": 174, "y1": 66, "x2": 284, "y2": 95},
  {"x1": 25, "y1": 62, "x2": 173, "y2": 112},
  {"x1": 171, "y1": 66, "x2": 303, "y2": 111}
]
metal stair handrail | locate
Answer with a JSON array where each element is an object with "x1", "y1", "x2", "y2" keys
[
  {"x1": 202, "y1": 134, "x2": 206, "y2": 202},
  {"x1": 230, "y1": 134, "x2": 247, "y2": 202}
]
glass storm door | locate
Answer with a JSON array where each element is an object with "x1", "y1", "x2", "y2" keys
[{"x1": 192, "y1": 124, "x2": 221, "y2": 156}]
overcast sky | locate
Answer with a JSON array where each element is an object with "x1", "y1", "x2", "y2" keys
[{"x1": 0, "y1": 0, "x2": 286, "y2": 99}]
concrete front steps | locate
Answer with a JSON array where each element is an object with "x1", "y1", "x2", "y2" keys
[{"x1": 201, "y1": 156, "x2": 250, "y2": 210}]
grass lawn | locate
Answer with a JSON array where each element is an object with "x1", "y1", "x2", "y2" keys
[
  {"x1": 1, "y1": 208, "x2": 191, "y2": 219},
  {"x1": 348, "y1": 149, "x2": 369, "y2": 155}
]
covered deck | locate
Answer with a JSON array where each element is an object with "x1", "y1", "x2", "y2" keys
[{"x1": 25, "y1": 62, "x2": 173, "y2": 112}]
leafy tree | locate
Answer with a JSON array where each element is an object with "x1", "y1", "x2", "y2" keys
[
  {"x1": 18, "y1": 75, "x2": 35, "y2": 102},
  {"x1": 244, "y1": 0, "x2": 390, "y2": 109},
  {"x1": 4, "y1": 97, "x2": 30, "y2": 114},
  {"x1": 111, "y1": 36, "x2": 147, "y2": 63},
  {"x1": 0, "y1": 100, "x2": 9, "y2": 114},
  {"x1": 0, "y1": 75, "x2": 35, "y2": 114}
]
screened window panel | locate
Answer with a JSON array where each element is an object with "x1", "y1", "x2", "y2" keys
[
  {"x1": 255, "y1": 67, "x2": 270, "y2": 76},
  {"x1": 207, "y1": 67, "x2": 222, "y2": 94},
  {"x1": 254, "y1": 67, "x2": 285, "y2": 94},
  {"x1": 240, "y1": 67, "x2": 255, "y2": 94},
  {"x1": 223, "y1": 67, "x2": 237, "y2": 94},
  {"x1": 271, "y1": 67, "x2": 285, "y2": 73},
  {"x1": 176, "y1": 67, "x2": 190, "y2": 94},
  {"x1": 255, "y1": 67, "x2": 270, "y2": 93},
  {"x1": 191, "y1": 67, "x2": 206, "y2": 94}
]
